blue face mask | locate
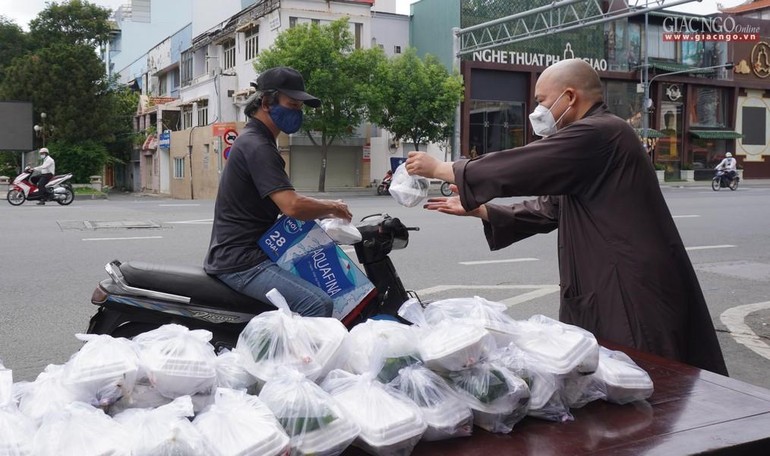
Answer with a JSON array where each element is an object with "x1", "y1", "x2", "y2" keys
[{"x1": 269, "y1": 104, "x2": 303, "y2": 134}]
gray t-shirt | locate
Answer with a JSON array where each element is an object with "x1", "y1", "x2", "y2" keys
[{"x1": 204, "y1": 118, "x2": 294, "y2": 274}]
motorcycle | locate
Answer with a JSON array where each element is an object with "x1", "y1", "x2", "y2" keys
[
  {"x1": 376, "y1": 170, "x2": 393, "y2": 195},
  {"x1": 712, "y1": 169, "x2": 739, "y2": 191},
  {"x1": 86, "y1": 214, "x2": 419, "y2": 349},
  {"x1": 6, "y1": 167, "x2": 75, "y2": 206}
]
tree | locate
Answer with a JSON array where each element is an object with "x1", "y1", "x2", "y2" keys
[
  {"x1": 0, "y1": 17, "x2": 31, "y2": 82},
  {"x1": 255, "y1": 18, "x2": 387, "y2": 192},
  {"x1": 368, "y1": 48, "x2": 464, "y2": 152},
  {"x1": 28, "y1": 0, "x2": 112, "y2": 48}
]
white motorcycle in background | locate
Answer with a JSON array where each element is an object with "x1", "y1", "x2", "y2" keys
[{"x1": 6, "y1": 167, "x2": 75, "y2": 206}]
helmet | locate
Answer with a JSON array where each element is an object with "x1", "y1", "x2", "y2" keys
[
  {"x1": 39, "y1": 147, "x2": 49, "y2": 155},
  {"x1": 725, "y1": 152, "x2": 733, "y2": 158}
]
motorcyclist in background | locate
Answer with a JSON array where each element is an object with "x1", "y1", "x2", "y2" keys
[
  {"x1": 714, "y1": 152, "x2": 737, "y2": 183},
  {"x1": 32, "y1": 147, "x2": 56, "y2": 205}
]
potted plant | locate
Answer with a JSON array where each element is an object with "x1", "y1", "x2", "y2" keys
[
  {"x1": 654, "y1": 162, "x2": 665, "y2": 183},
  {"x1": 680, "y1": 163, "x2": 694, "y2": 182}
]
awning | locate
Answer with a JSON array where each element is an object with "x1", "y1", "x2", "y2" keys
[
  {"x1": 635, "y1": 128, "x2": 666, "y2": 138},
  {"x1": 649, "y1": 61, "x2": 718, "y2": 75},
  {"x1": 690, "y1": 130, "x2": 743, "y2": 139}
]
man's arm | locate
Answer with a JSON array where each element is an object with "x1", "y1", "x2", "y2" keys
[{"x1": 270, "y1": 189, "x2": 352, "y2": 222}]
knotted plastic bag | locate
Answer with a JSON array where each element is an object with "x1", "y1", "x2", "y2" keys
[
  {"x1": 388, "y1": 163, "x2": 429, "y2": 207},
  {"x1": 343, "y1": 318, "x2": 421, "y2": 383},
  {"x1": 318, "y1": 217, "x2": 362, "y2": 245},
  {"x1": 33, "y1": 401, "x2": 131, "y2": 456}
]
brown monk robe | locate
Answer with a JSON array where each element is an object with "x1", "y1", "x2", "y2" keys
[{"x1": 407, "y1": 59, "x2": 728, "y2": 375}]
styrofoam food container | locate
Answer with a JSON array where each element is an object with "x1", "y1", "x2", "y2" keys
[
  {"x1": 290, "y1": 409, "x2": 360, "y2": 456},
  {"x1": 63, "y1": 361, "x2": 138, "y2": 397},
  {"x1": 593, "y1": 352, "x2": 653, "y2": 404},
  {"x1": 419, "y1": 399, "x2": 473, "y2": 441},
  {"x1": 512, "y1": 325, "x2": 598, "y2": 375},
  {"x1": 148, "y1": 358, "x2": 216, "y2": 398},
  {"x1": 300, "y1": 317, "x2": 348, "y2": 380},
  {"x1": 195, "y1": 415, "x2": 290, "y2": 456},
  {"x1": 420, "y1": 325, "x2": 494, "y2": 372},
  {"x1": 334, "y1": 386, "x2": 426, "y2": 456}
]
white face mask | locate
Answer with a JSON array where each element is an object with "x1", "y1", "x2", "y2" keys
[{"x1": 528, "y1": 91, "x2": 571, "y2": 137}]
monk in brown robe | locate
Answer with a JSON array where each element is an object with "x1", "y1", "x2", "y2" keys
[{"x1": 405, "y1": 59, "x2": 728, "y2": 375}]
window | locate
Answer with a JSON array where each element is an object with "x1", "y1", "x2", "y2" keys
[
  {"x1": 289, "y1": 16, "x2": 297, "y2": 28},
  {"x1": 647, "y1": 25, "x2": 676, "y2": 60},
  {"x1": 174, "y1": 157, "x2": 185, "y2": 179},
  {"x1": 222, "y1": 39, "x2": 235, "y2": 70},
  {"x1": 742, "y1": 106, "x2": 766, "y2": 145},
  {"x1": 354, "y1": 23, "x2": 362, "y2": 49},
  {"x1": 244, "y1": 26, "x2": 259, "y2": 60},
  {"x1": 158, "y1": 72, "x2": 168, "y2": 96},
  {"x1": 181, "y1": 51, "x2": 193, "y2": 86},
  {"x1": 182, "y1": 106, "x2": 193, "y2": 129},
  {"x1": 394, "y1": 45, "x2": 402, "y2": 54},
  {"x1": 197, "y1": 100, "x2": 208, "y2": 126},
  {"x1": 690, "y1": 87, "x2": 727, "y2": 128}
]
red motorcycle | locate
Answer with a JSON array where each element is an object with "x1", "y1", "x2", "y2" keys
[{"x1": 6, "y1": 167, "x2": 75, "y2": 206}]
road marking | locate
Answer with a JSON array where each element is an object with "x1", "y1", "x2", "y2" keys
[
  {"x1": 685, "y1": 244, "x2": 735, "y2": 251},
  {"x1": 82, "y1": 236, "x2": 163, "y2": 241},
  {"x1": 459, "y1": 258, "x2": 539, "y2": 266},
  {"x1": 672, "y1": 214, "x2": 700, "y2": 218},
  {"x1": 167, "y1": 219, "x2": 213, "y2": 225},
  {"x1": 159, "y1": 204, "x2": 201, "y2": 207},
  {"x1": 415, "y1": 284, "x2": 559, "y2": 308},
  {"x1": 720, "y1": 302, "x2": 770, "y2": 360}
]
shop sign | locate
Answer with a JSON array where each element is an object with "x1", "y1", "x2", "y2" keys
[{"x1": 471, "y1": 42, "x2": 608, "y2": 71}]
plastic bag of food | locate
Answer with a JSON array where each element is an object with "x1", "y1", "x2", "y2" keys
[
  {"x1": 421, "y1": 296, "x2": 519, "y2": 347},
  {"x1": 16, "y1": 364, "x2": 79, "y2": 427},
  {"x1": 260, "y1": 367, "x2": 360, "y2": 456},
  {"x1": 321, "y1": 368, "x2": 427, "y2": 456},
  {"x1": 133, "y1": 324, "x2": 218, "y2": 399},
  {"x1": 107, "y1": 379, "x2": 172, "y2": 416},
  {"x1": 61, "y1": 333, "x2": 140, "y2": 408},
  {"x1": 589, "y1": 346, "x2": 653, "y2": 405},
  {"x1": 113, "y1": 396, "x2": 211, "y2": 455},
  {"x1": 0, "y1": 366, "x2": 36, "y2": 456},
  {"x1": 445, "y1": 359, "x2": 530, "y2": 434},
  {"x1": 388, "y1": 163, "x2": 429, "y2": 207},
  {"x1": 399, "y1": 298, "x2": 496, "y2": 372},
  {"x1": 214, "y1": 348, "x2": 258, "y2": 391},
  {"x1": 388, "y1": 363, "x2": 473, "y2": 441},
  {"x1": 318, "y1": 217, "x2": 362, "y2": 245},
  {"x1": 298, "y1": 315, "x2": 350, "y2": 382},
  {"x1": 505, "y1": 315, "x2": 599, "y2": 375},
  {"x1": 492, "y1": 343, "x2": 572, "y2": 422},
  {"x1": 33, "y1": 401, "x2": 131, "y2": 456},
  {"x1": 343, "y1": 318, "x2": 421, "y2": 383},
  {"x1": 193, "y1": 388, "x2": 290, "y2": 456}
]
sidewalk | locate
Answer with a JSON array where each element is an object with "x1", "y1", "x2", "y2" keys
[{"x1": 661, "y1": 178, "x2": 770, "y2": 188}]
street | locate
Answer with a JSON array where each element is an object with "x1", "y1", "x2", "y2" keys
[{"x1": 1, "y1": 183, "x2": 769, "y2": 391}]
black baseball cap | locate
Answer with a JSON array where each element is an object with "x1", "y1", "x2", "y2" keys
[{"x1": 255, "y1": 67, "x2": 321, "y2": 108}]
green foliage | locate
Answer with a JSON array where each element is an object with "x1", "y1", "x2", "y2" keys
[
  {"x1": 368, "y1": 48, "x2": 464, "y2": 151},
  {"x1": 0, "y1": 17, "x2": 31, "y2": 82},
  {"x1": 0, "y1": 151, "x2": 22, "y2": 177},
  {"x1": 654, "y1": 162, "x2": 665, "y2": 171},
  {"x1": 48, "y1": 139, "x2": 109, "y2": 183},
  {"x1": 28, "y1": 0, "x2": 112, "y2": 48},
  {"x1": 255, "y1": 17, "x2": 388, "y2": 191}
]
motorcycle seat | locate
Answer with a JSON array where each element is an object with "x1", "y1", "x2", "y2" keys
[{"x1": 119, "y1": 260, "x2": 274, "y2": 311}]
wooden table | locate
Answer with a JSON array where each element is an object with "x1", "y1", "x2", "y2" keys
[{"x1": 343, "y1": 343, "x2": 770, "y2": 455}]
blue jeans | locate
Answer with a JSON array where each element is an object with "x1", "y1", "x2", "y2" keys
[{"x1": 217, "y1": 259, "x2": 333, "y2": 317}]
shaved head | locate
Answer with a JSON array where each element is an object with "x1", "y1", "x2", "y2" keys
[{"x1": 541, "y1": 59, "x2": 603, "y2": 100}]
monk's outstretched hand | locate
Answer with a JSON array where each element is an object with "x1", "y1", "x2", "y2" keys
[{"x1": 423, "y1": 195, "x2": 468, "y2": 216}]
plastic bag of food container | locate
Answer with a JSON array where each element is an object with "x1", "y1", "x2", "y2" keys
[
  {"x1": 399, "y1": 298, "x2": 496, "y2": 372},
  {"x1": 321, "y1": 368, "x2": 427, "y2": 456},
  {"x1": 492, "y1": 343, "x2": 572, "y2": 422},
  {"x1": 589, "y1": 347, "x2": 653, "y2": 405},
  {"x1": 343, "y1": 318, "x2": 421, "y2": 383},
  {"x1": 33, "y1": 401, "x2": 131, "y2": 456},
  {"x1": 318, "y1": 217, "x2": 362, "y2": 245},
  {"x1": 388, "y1": 163, "x2": 429, "y2": 208},
  {"x1": 297, "y1": 315, "x2": 349, "y2": 382},
  {"x1": 421, "y1": 296, "x2": 520, "y2": 347},
  {"x1": 388, "y1": 363, "x2": 473, "y2": 441},
  {"x1": 0, "y1": 366, "x2": 36, "y2": 456},
  {"x1": 445, "y1": 359, "x2": 530, "y2": 434},
  {"x1": 133, "y1": 324, "x2": 218, "y2": 399},
  {"x1": 214, "y1": 348, "x2": 258, "y2": 391},
  {"x1": 260, "y1": 367, "x2": 360, "y2": 456},
  {"x1": 113, "y1": 395, "x2": 211, "y2": 455},
  {"x1": 16, "y1": 364, "x2": 79, "y2": 427},
  {"x1": 193, "y1": 388, "x2": 290, "y2": 456},
  {"x1": 61, "y1": 333, "x2": 140, "y2": 408},
  {"x1": 505, "y1": 315, "x2": 599, "y2": 375}
]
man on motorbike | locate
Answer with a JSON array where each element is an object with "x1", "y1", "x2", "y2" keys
[
  {"x1": 715, "y1": 152, "x2": 737, "y2": 183},
  {"x1": 32, "y1": 147, "x2": 55, "y2": 205},
  {"x1": 204, "y1": 66, "x2": 352, "y2": 317}
]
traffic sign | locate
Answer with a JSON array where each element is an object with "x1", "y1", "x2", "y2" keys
[
  {"x1": 223, "y1": 129, "x2": 238, "y2": 145},
  {"x1": 223, "y1": 146, "x2": 231, "y2": 160}
]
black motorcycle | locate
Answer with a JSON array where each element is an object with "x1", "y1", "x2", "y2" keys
[
  {"x1": 712, "y1": 170, "x2": 739, "y2": 191},
  {"x1": 86, "y1": 214, "x2": 419, "y2": 349},
  {"x1": 376, "y1": 170, "x2": 393, "y2": 195}
]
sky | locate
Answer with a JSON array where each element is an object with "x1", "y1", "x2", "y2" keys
[{"x1": 0, "y1": 0, "x2": 752, "y2": 31}]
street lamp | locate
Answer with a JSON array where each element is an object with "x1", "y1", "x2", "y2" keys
[{"x1": 33, "y1": 112, "x2": 54, "y2": 147}]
